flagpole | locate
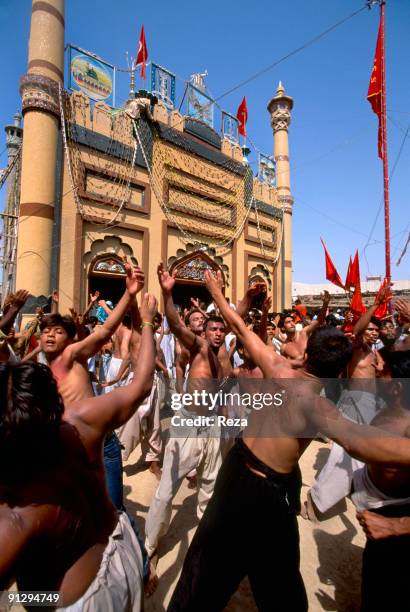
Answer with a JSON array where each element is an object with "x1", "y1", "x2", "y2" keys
[{"x1": 380, "y1": 0, "x2": 391, "y2": 284}]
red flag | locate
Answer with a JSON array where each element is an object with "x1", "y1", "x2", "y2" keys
[
  {"x1": 135, "y1": 25, "x2": 148, "y2": 79},
  {"x1": 367, "y1": 16, "x2": 383, "y2": 159},
  {"x1": 236, "y1": 97, "x2": 248, "y2": 137},
  {"x1": 320, "y1": 239, "x2": 344, "y2": 289},
  {"x1": 374, "y1": 278, "x2": 391, "y2": 319},
  {"x1": 350, "y1": 285, "x2": 366, "y2": 317},
  {"x1": 349, "y1": 250, "x2": 361, "y2": 289},
  {"x1": 345, "y1": 256, "x2": 353, "y2": 290}
]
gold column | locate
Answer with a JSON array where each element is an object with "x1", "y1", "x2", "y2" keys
[
  {"x1": 267, "y1": 82, "x2": 294, "y2": 309},
  {"x1": 15, "y1": 0, "x2": 65, "y2": 297}
]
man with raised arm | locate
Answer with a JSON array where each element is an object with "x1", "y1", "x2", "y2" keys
[
  {"x1": 281, "y1": 291, "x2": 330, "y2": 362},
  {"x1": 168, "y1": 271, "x2": 410, "y2": 612},
  {"x1": 144, "y1": 263, "x2": 227, "y2": 563},
  {"x1": 305, "y1": 289, "x2": 390, "y2": 520},
  {"x1": 0, "y1": 293, "x2": 157, "y2": 610},
  {"x1": 38, "y1": 263, "x2": 145, "y2": 404}
]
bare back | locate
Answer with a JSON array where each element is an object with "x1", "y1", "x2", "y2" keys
[
  {"x1": 0, "y1": 421, "x2": 116, "y2": 606},
  {"x1": 243, "y1": 359, "x2": 319, "y2": 474}
]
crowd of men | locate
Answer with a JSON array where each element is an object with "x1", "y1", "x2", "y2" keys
[{"x1": 0, "y1": 262, "x2": 410, "y2": 611}]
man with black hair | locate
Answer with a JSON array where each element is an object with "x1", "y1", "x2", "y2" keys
[
  {"x1": 281, "y1": 291, "x2": 330, "y2": 362},
  {"x1": 168, "y1": 271, "x2": 410, "y2": 612},
  {"x1": 348, "y1": 289, "x2": 390, "y2": 382},
  {"x1": 305, "y1": 297, "x2": 389, "y2": 520},
  {"x1": 352, "y1": 350, "x2": 410, "y2": 611},
  {"x1": 144, "y1": 264, "x2": 229, "y2": 564},
  {"x1": 376, "y1": 305, "x2": 410, "y2": 368},
  {"x1": 0, "y1": 293, "x2": 157, "y2": 610},
  {"x1": 38, "y1": 263, "x2": 145, "y2": 404}
]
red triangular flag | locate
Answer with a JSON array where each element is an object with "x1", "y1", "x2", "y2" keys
[
  {"x1": 345, "y1": 256, "x2": 353, "y2": 290},
  {"x1": 350, "y1": 250, "x2": 361, "y2": 289},
  {"x1": 350, "y1": 285, "x2": 366, "y2": 317},
  {"x1": 367, "y1": 15, "x2": 383, "y2": 159},
  {"x1": 321, "y1": 239, "x2": 345, "y2": 289},
  {"x1": 135, "y1": 25, "x2": 148, "y2": 79},
  {"x1": 236, "y1": 97, "x2": 248, "y2": 137}
]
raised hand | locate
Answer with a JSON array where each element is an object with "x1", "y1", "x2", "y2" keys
[
  {"x1": 375, "y1": 282, "x2": 392, "y2": 307},
  {"x1": 157, "y1": 262, "x2": 175, "y2": 293},
  {"x1": 321, "y1": 290, "x2": 330, "y2": 303},
  {"x1": 247, "y1": 281, "x2": 267, "y2": 298},
  {"x1": 204, "y1": 270, "x2": 222, "y2": 296},
  {"x1": 395, "y1": 298, "x2": 410, "y2": 322},
  {"x1": 90, "y1": 290, "x2": 100, "y2": 303},
  {"x1": 125, "y1": 264, "x2": 145, "y2": 297},
  {"x1": 140, "y1": 293, "x2": 158, "y2": 323},
  {"x1": 12, "y1": 290, "x2": 30, "y2": 308},
  {"x1": 190, "y1": 297, "x2": 200, "y2": 308}
]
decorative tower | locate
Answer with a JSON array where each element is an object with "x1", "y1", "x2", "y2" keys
[
  {"x1": 267, "y1": 82, "x2": 294, "y2": 309},
  {"x1": 15, "y1": 0, "x2": 65, "y2": 299},
  {"x1": 2, "y1": 112, "x2": 23, "y2": 299}
]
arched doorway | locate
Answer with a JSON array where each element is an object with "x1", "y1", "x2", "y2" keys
[
  {"x1": 169, "y1": 251, "x2": 225, "y2": 310},
  {"x1": 88, "y1": 254, "x2": 128, "y2": 305}
]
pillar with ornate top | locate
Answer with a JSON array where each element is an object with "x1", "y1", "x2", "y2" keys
[{"x1": 267, "y1": 82, "x2": 294, "y2": 309}]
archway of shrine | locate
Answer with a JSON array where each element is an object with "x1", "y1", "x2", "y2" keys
[{"x1": 169, "y1": 251, "x2": 226, "y2": 310}]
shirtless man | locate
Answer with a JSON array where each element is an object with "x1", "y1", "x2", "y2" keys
[
  {"x1": 144, "y1": 263, "x2": 227, "y2": 562},
  {"x1": 304, "y1": 302, "x2": 389, "y2": 521},
  {"x1": 377, "y1": 300, "x2": 410, "y2": 370},
  {"x1": 0, "y1": 293, "x2": 157, "y2": 610},
  {"x1": 281, "y1": 291, "x2": 330, "y2": 362},
  {"x1": 352, "y1": 350, "x2": 410, "y2": 611},
  {"x1": 348, "y1": 310, "x2": 383, "y2": 382},
  {"x1": 168, "y1": 271, "x2": 410, "y2": 612},
  {"x1": 174, "y1": 309, "x2": 206, "y2": 392},
  {"x1": 38, "y1": 264, "x2": 144, "y2": 404},
  {"x1": 278, "y1": 313, "x2": 297, "y2": 356},
  {"x1": 105, "y1": 309, "x2": 164, "y2": 482}
]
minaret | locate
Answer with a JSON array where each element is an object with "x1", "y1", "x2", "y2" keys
[
  {"x1": 267, "y1": 82, "x2": 294, "y2": 309},
  {"x1": 15, "y1": 0, "x2": 65, "y2": 299},
  {"x1": 2, "y1": 112, "x2": 23, "y2": 298}
]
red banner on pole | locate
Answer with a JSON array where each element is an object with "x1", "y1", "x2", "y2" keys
[
  {"x1": 135, "y1": 25, "x2": 148, "y2": 79},
  {"x1": 236, "y1": 97, "x2": 248, "y2": 137},
  {"x1": 367, "y1": 15, "x2": 383, "y2": 159}
]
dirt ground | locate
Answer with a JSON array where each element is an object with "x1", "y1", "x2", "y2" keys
[{"x1": 124, "y1": 437, "x2": 366, "y2": 612}]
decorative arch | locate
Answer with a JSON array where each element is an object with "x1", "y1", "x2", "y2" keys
[
  {"x1": 249, "y1": 263, "x2": 272, "y2": 290},
  {"x1": 167, "y1": 243, "x2": 230, "y2": 286},
  {"x1": 83, "y1": 235, "x2": 138, "y2": 270},
  {"x1": 169, "y1": 250, "x2": 226, "y2": 286},
  {"x1": 83, "y1": 236, "x2": 139, "y2": 308},
  {"x1": 89, "y1": 254, "x2": 127, "y2": 278}
]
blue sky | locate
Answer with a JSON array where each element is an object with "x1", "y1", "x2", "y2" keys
[{"x1": 1, "y1": 0, "x2": 409, "y2": 283}]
